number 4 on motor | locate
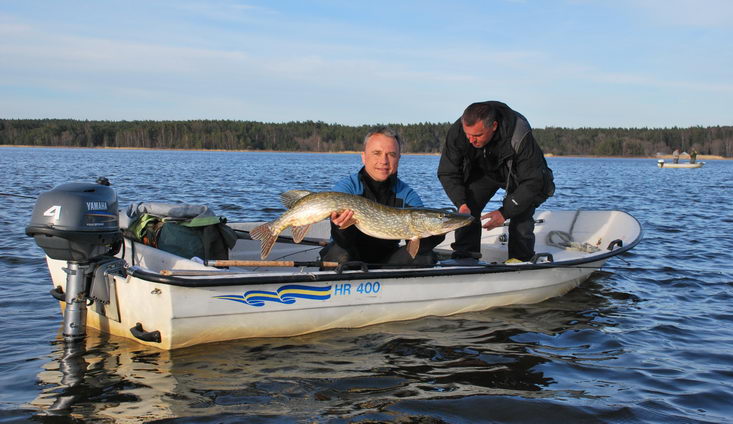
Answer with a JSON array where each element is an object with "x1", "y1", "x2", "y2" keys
[{"x1": 44, "y1": 205, "x2": 61, "y2": 221}]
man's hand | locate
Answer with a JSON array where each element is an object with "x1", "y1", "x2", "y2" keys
[
  {"x1": 331, "y1": 209, "x2": 356, "y2": 229},
  {"x1": 481, "y1": 210, "x2": 505, "y2": 230},
  {"x1": 458, "y1": 204, "x2": 471, "y2": 215}
]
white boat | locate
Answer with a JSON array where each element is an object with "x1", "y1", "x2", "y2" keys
[
  {"x1": 657, "y1": 159, "x2": 704, "y2": 168},
  {"x1": 29, "y1": 184, "x2": 642, "y2": 350}
]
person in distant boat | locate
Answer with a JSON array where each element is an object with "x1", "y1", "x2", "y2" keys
[
  {"x1": 437, "y1": 101, "x2": 554, "y2": 263},
  {"x1": 673, "y1": 149, "x2": 680, "y2": 164},
  {"x1": 320, "y1": 127, "x2": 445, "y2": 266},
  {"x1": 690, "y1": 149, "x2": 698, "y2": 164}
]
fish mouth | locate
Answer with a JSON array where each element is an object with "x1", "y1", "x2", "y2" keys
[{"x1": 441, "y1": 213, "x2": 474, "y2": 230}]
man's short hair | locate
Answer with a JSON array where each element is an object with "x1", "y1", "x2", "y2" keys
[
  {"x1": 461, "y1": 102, "x2": 499, "y2": 128},
  {"x1": 363, "y1": 126, "x2": 402, "y2": 152}
]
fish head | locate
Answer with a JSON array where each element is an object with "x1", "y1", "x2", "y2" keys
[
  {"x1": 415, "y1": 209, "x2": 474, "y2": 235},
  {"x1": 439, "y1": 211, "x2": 474, "y2": 232}
]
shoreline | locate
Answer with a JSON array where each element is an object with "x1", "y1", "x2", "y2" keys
[{"x1": 1, "y1": 145, "x2": 728, "y2": 160}]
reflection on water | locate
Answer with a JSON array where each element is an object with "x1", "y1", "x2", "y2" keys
[{"x1": 31, "y1": 273, "x2": 632, "y2": 422}]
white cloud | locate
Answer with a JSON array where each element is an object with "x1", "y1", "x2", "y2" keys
[
  {"x1": 0, "y1": 26, "x2": 251, "y2": 75},
  {"x1": 631, "y1": 0, "x2": 733, "y2": 27},
  {"x1": 176, "y1": 0, "x2": 276, "y2": 21},
  {"x1": 1, "y1": 3, "x2": 731, "y2": 127}
]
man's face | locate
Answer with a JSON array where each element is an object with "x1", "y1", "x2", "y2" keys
[
  {"x1": 361, "y1": 133, "x2": 400, "y2": 182},
  {"x1": 462, "y1": 120, "x2": 498, "y2": 148}
]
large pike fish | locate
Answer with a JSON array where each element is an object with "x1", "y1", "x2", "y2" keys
[{"x1": 249, "y1": 190, "x2": 473, "y2": 260}]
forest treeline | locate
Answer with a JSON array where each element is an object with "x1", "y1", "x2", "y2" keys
[{"x1": 2, "y1": 119, "x2": 732, "y2": 157}]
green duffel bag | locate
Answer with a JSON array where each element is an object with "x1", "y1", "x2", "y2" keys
[{"x1": 156, "y1": 216, "x2": 238, "y2": 261}]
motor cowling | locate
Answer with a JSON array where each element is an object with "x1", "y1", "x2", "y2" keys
[{"x1": 26, "y1": 182, "x2": 121, "y2": 262}]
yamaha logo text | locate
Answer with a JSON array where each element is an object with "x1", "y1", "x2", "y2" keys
[{"x1": 86, "y1": 201, "x2": 108, "y2": 210}]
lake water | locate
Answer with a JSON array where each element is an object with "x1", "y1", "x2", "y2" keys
[{"x1": 1, "y1": 147, "x2": 732, "y2": 423}]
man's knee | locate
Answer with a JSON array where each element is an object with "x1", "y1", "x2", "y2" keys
[
  {"x1": 320, "y1": 242, "x2": 351, "y2": 263},
  {"x1": 386, "y1": 245, "x2": 438, "y2": 266}
]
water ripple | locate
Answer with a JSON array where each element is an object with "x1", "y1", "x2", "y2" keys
[{"x1": 1, "y1": 149, "x2": 732, "y2": 423}]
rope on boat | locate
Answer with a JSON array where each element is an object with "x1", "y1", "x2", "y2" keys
[{"x1": 545, "y1": 210, "x2": 601, "y2": 253}]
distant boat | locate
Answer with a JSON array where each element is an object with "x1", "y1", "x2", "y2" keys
[{"x1": 657, "y1": 159, "x2": 703, "y2": 168}]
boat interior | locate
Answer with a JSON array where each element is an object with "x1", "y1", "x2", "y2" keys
[{"x1": 115, "y1": 209, "x2": 642, "y2": 276}]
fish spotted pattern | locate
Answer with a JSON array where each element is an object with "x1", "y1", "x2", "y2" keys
[{"x1": 249, "y1": 190, "x2": 473, "y2": 259}]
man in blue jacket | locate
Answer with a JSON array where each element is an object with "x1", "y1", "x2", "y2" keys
[{"x1": 320, "y1": 127, "x2": 444, "y2": 265}]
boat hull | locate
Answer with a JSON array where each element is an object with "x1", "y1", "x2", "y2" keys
[
  {"x1": 47, "y1": 258, "x2": 599, "y2": 349},
  {"x1": 657, "y1": 162, "x2": 703, "y2": 168}
]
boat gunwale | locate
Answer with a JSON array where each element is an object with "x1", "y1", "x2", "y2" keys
[
  {"x1": 122, "y1": 210, "x2": 643, "y2": 288},
  {"x1": 127, "y1": 233, "x2": 642, "y2": 288}
]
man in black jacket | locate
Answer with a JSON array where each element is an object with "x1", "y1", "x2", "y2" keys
[{"x1": 437, "y1": 101, "x2": 553, "y2": 262}]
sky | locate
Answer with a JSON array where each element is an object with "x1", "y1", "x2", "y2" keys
[{"x1": 1, "y1": 0, "x2": 732, "y2": 128}]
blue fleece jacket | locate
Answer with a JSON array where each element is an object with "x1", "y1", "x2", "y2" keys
[{"x1": 332, "y1": 172, "x2": 424, "y2": 207}]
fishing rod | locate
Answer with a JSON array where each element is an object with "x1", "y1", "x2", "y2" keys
[{"x1": 232, "y1": 228, "x2": 328, "y2": 246}]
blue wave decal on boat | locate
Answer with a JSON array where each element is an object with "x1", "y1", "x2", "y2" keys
[{"x1": 214, "y1": 284, "x2": 332, "y2": 307}]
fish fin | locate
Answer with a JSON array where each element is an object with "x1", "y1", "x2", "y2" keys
[
  {"x1": 249, "y1": 223, "x2": 277, "y2": 259},
  {"x1": 280, "y1": 190, "x2": 313, "y2": 209},
  {"x1": 291, "y1": 224, "x2": 312, "y2": 243},
  {"x1": 407, "y1": 238, "x2": 420, "y2": 259}
]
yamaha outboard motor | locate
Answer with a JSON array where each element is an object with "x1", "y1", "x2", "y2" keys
[{"x1": 26, "y1": 179, "x2": 121, "y2": 342}]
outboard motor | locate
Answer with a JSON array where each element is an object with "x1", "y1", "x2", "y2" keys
[{"x1": 26, "y1": 179, "x2": 121, "y2": 342}]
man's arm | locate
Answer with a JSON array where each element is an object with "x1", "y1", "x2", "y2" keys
[
  {"x1": 437, "y1": 121, "x2": 469, "y2": 208},
  {"x1": 500, "y1": 132, "x2": 546, "y2": 218},
  {"x1": 330, "y1": 175, "x2": 359, "y2": 230}
]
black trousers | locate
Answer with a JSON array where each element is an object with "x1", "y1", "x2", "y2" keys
[
  {"x1": 320, "y1": 234, "x2": 445, "y2": 266},
  {"x1": 451, "y1": 175, "x2": 536, "y2": 261}
]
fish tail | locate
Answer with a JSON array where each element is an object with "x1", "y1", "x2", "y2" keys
[{"x1": 249, "y1": 223, "x2": 278, "y2": 259}]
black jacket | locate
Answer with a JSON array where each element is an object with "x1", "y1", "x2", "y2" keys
[{"x1": 437, "y1": 101, "x2": 550, "y2": 219}]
